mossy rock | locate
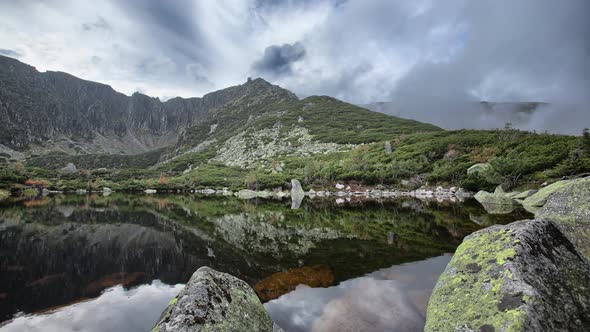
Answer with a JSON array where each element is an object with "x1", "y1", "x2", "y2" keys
[
  {"x1": 0, "y1": 189, "x2": 9, "y2": 200},
  {"x1": 153, "y1": 266, "x2": 275, "y2": 332},
  {"x1": 522, "y1": 179, "x2": 573, "y2": 211},
  {"x1": 467, "y1": 163, "x2": 494, "y2": 175},
  {"x1": 536, "y1": 177, "x2": 590, "y2": 261},
  {"x1": 425, "y1": 219, "x2": 590, "y2": 332}
]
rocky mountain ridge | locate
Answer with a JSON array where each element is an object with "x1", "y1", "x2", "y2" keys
[
  {"x1": 1, "y1": 56, "x2": 441, "y2": 171},
  {"x1": 0, "y1": 55, "x2": 292, "y2": 156}
]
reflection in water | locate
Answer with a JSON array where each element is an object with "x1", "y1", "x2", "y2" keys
[
  {"x1": 265, "y1": 256, "x2": 451, "y2": 332},
  {"x1": 0, "y1": 194, "x2": 531, "y2": 331},
  {"x1": 0, "y1": 281, "x2": 183, "y2": 332}
]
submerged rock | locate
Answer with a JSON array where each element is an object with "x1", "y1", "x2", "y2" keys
[
  {"x1": 425, "y1": 219, "x2": 590, "y2": 332},
  {"x1": 153, "y1": 267, "x2": 274, "y2": 332}
]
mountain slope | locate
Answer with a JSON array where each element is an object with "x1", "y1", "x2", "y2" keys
[
  {"x1": 168, "y1": 80, "x2": 440, "y2": 168},
  {"x1": 0, "y1": 56, "x2": 439, "y2": 164}
]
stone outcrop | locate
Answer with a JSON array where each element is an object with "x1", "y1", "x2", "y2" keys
[
  {"x1": 425, "y1": 219, "x2": 590, "y2": 332},
  {"x1": 467, "y1": 163, "x2": 494, "y2": 175},
  {"x1": 153, "y1": 267, "x2": 275, "y2": 332},
  {"x1": 211, "y1": 124, "x2": 355, "y2": 168},
  {"x1": 384, "y1": 141, "x2": 392, "y2": 154},
  {"x1": 61, "y1": 162, "x2": 77, "y2": 174}
]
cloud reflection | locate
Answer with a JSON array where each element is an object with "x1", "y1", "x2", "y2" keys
[
  {"x1": 0, "y1": 281, "x2": 183, "y2": 332},
  {"x1": 265, "y1": 255, "x2": 450, "y2": 332}
]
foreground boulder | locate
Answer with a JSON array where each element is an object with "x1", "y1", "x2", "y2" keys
[
  {"x1": 425, "y1": 219, "x2": 590, "y2": 332},
  {"x1": 153, "y1": 267, "x2": 275, "y2": 332},
  {"x1": 536, "y1": 177, "x2": 590, "y2": 261}
]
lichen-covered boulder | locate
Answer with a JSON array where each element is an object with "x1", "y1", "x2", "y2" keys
[
  {"x1": 521, "y1": 179, "x2": 572, "y2": 212},
  {"x1": 153, "y1": 267, "x2": 274, "y2": 332},
  {"x1": 425, "y1": 219, "x2": 590, "y2": 332},
  {"x1": 509, "y1": 189, "x2": 538, "y2": 200},
  {"x1": 467, "y1": 163, "x2": 494, "y2": 175},
  {"x1": 536, "y1": 177, "x2": 590, "y2": 261}
]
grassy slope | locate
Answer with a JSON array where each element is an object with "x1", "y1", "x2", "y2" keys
[{"x1": 4, "y1": 128, "x2": 588, "y2": 193}]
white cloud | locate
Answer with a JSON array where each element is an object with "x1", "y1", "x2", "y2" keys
[{"x1": 0, "y1": 0, "x2": 588, "y2": 115}]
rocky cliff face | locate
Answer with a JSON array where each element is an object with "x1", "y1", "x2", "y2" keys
[{"x1": 0, "y1": 56, "x2": 289, "y2": 155}]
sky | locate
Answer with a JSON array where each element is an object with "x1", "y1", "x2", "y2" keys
[{"x1": 0, "y1": 0, "x2": 588, "y2": 131}]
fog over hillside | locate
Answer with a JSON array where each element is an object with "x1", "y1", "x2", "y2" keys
[{"x1": 362, "y1": 101, "x2": 588, "y2": 135}]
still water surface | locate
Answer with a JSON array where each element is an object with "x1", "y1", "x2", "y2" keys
[{"x1": 0, "y1": 194, "x2": 531, "y2": 331}]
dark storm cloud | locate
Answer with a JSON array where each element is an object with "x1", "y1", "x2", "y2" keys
[
  {"x1": 375, "y1": 0, "x2": 590, "y2": 134},
  {"x1": 252, "y1": 42, "x2": 306, "y2": 77},
  {"x1": 0, "y1": 48, "x2": 21, "y2": 57}
]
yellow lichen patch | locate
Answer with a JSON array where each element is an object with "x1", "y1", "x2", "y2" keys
[{"x1": 425, "y1": 226, "x2": 526, "y2": 332}]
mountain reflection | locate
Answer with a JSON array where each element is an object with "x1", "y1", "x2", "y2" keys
[{"x1": 0, "y1": 194, "x2": 531, "y2": 325}]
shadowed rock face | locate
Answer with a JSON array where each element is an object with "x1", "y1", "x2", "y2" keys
[
  {"x1": 0, "y1": 56, "x2": 286, "y2": 154},
  {"x1": 425, "y1": 219, "x2": 590, "y2": 332},
  {"x1": 153, "y1": 267, "x2": 274, "y2": 332}
]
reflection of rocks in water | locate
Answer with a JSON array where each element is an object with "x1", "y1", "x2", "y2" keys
[
  {"x1": 311, "y1": 279, "x2": 423, "y2": 332},
  {"x1": 407, "y1": 289, "x2": 433, "y2": 314},
  {"x1": 255, "y1": 265, "x2": 335, "y2": 302},
  {"x1": 85, "y1": 272, "x2": 147, "y2": 297},
  {"x1": 56, "y1": 205, "x2": 75, "y2": 218},
  {"x1": 0, "y1": 211, "x2": 265, "y2": 322},
  {"x1": 213, "y1": 213, "x2": 348, "y2": 258},
  {"x1": 480, "y1": 202, "x2": 517, "y2": 214}
]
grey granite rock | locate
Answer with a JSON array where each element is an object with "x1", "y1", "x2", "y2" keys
[{"x1": 153, "y1": 267, "x2": 274, "y2": 332}]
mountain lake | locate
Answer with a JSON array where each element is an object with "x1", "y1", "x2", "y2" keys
[{"x1": 0, "y1": 193, "x2": 532, "y2": 332}]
